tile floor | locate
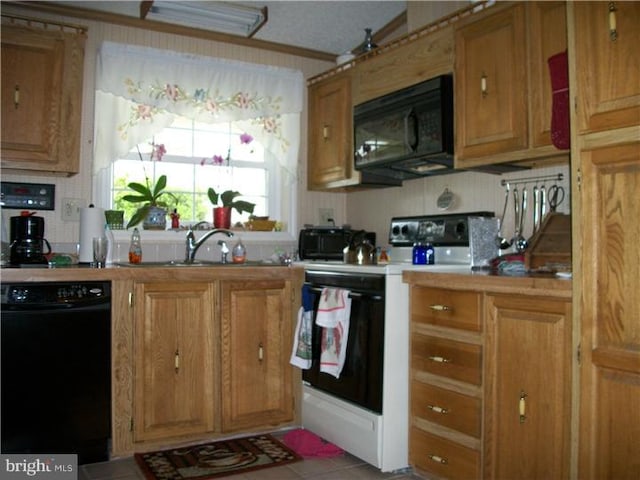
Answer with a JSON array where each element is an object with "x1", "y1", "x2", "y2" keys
[{"x1": 79, "y1": 432, "x2": 424, "y2": 480}]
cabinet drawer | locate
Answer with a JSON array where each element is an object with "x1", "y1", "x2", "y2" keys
[
  {"x1": 410, "y1": 427, "x2": 480, "y2": 480},
  {"x1": 411, "y1": 287, "x2": 481, "y2": 332},
  {"x1": 412, "y1": 382, "x2": 481, "y2": 438},
  {"x1": 412, "y1": 335, "x2": 482, "y2": 385}
]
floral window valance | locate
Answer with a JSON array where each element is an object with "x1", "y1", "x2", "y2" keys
[{"x1": 93, "y1": 41, "x2": 303, "y2": 179}]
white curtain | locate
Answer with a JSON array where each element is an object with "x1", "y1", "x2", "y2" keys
[{"x1": 93, "y1": 41, "x2": 303, "y2": 180}]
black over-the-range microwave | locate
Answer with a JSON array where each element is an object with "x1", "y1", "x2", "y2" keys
[{"x1": 353, "y1": 74, "x2": 454, "y2": 182}]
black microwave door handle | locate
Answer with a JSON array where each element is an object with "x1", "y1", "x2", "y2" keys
[{"x1": 405, "y1": 109, "x2": 419, "y2": 152}]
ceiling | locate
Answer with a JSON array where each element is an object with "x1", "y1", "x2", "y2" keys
[{"x1": 52, "y1": 1, "x2": 408, "y2": 56}]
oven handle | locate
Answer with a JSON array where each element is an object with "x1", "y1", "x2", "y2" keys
[{"x1": 304, "y1": 285, "x2": 383, "y2": 301}]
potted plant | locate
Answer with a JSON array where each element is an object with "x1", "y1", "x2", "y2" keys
[
  {"x1": 123, "y1": 174, "x2": 178, "y2": 229},
  {"x1": 207, "y1": 188, "x2": 255, "y2": 228}
]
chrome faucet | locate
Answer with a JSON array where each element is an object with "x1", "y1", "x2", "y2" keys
[{"x1": 184, "y1": 222, "x2": 234, "y2": 263}]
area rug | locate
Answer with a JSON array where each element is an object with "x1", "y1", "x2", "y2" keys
[{"x1": 135, "y1": 434, "x2": 302, "y2": 479}]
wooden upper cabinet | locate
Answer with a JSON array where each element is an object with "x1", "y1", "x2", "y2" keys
[
  {"x1": 307, "y1": 72, "x2": 357, "y2": 190},
  {"x1": 0, "y1": 24, "x2": 85, "y2": 176},
  {"x1": 454, "y1": 2, "x2": 568, "y2": 167},
  {"x1": 454, "y1": 4, "x2": 528, "y2": 162},
  {"x1": 574, "y1": 2, "x2": 640, "y2": 133}
]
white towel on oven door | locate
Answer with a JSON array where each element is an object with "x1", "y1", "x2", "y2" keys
[{"x1": 316, "y1": 287, "x2": 351, "y2": 378}]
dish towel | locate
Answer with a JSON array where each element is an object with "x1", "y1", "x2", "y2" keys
[
  {"x1": 316, "y1": 287, "x2": 351, "y2": 379},
  {"x1": 290, "y1": 285, "x2": 314, "y2": 369},
  {"x1": 548, "y1": 50, "x2": 570, "y2": 150}
]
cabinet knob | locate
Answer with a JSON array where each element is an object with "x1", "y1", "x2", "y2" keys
[
  {"x1": 174, "y1": 349, "x2": 180, "y2": 373},
  {"x1": 428, "y1": 355, "x2": 452, "y2": 364},
  {"x1": 429, "y1": 304, "x2": 451, "y2": 312},
  {"x1": 608, "y1": 2, "x2": 618, "y2": 41},
  {"x1": 428, "y1": 454, "x2": 448, "y2": 464},
  {"x1": 480, "y1": 73, "x2": 488, "y2": 98},
  {"x1": 519, "y1": 390, "x2": 527, "y2": 423},
  {"x1": 427, "y1": 404, "x2": 449, "y2": 414},
  {"x1": 258, "y1": 343, "x2": 264, "y2": 362},
  {"x1": 14, "y1": 85, "x2": 20, "y2": 109},
  {"x1": 322, "y1": 125, "x2": 330, "y2": 140}
]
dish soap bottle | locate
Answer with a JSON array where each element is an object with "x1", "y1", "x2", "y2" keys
[
  {"x1": 128, "y1": 227, "x2": 142, "y2": 264},
  {"x1": 232, "y1": 238, "x2": 246, "y2": 264}
]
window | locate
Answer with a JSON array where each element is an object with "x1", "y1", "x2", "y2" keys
[{"x1": 110, "y1": 117, "x2": 274, "y2": 226}]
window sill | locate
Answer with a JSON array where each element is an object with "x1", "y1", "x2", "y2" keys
[{"x1": 111, "y1": 228, "x2": 296, "y2": 245}]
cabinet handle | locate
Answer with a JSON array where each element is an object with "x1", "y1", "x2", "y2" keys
[
  {"x1": 258, "y1": 343, "x2": 264, "y2": 362},
  {"x1": 428, "y1": 454, "x2": 448, "y2": 464},
  {"x1": 519, "y1": 390, "x2": 527, "y2": 423},
  {"x1": 429, "y1": 304, "x2": 451, "y2": 312},
  {"x1": 480, "y1": 72, "x2": 488, "y2": 98},
  {"x1": 427, "y1": 404, "x2": 449, "y2": 414},
  {"x1": 322, "y1": 125, "x2": 330, "y2": 140},
  {"x1": 428, "y1": 355, "x2": 451, "y2": 364},
  {"x1": 13, "y1": 85, "x2": 20, "y2": 109},
  {"x1": 608, "y1": 2, "x2": 618, "y2": 41},
  {"x1": 174, "y1": 349, "x2": 180, "y2": 373}
]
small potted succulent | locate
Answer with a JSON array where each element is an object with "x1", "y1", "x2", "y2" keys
[{"x1": 207, "y1": 188, "x2": 255, "y2": 229}]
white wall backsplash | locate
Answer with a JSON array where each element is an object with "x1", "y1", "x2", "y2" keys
[{"x1": 347, "y1": 164, "x2": 571, "y2": 248}]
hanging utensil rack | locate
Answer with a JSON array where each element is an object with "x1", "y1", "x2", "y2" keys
[{"x1": 501, "y1": 173, "x2": 563, "y2": 187}]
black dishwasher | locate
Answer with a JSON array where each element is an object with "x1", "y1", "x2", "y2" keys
[{"x1": 1, "y1": 281, "x2": 111, "y2": 464}]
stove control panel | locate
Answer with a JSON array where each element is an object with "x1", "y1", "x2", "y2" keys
[{"x1": 389, "y1": 211, "x2": 493, "y2": 246}]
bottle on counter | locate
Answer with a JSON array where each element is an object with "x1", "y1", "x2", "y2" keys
[
  {"x1": 425, "y1": 243, "x2": 435, "y2": 265},
  {"x1": 412, "y1": 242, "x2": 427, "y2": 265},
  {"x1": 128, "y1": 227, "x2": 142, "y2": 264},
  {"x1": 232, "y1": 238, "x2": 246, "y2": 264}
]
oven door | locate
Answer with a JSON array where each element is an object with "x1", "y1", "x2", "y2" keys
[{"x1": 302, "y1": 273, "x2": 385, "y2": 414}]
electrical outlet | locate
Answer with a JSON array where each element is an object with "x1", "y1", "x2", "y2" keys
[
  {"x1": 62, "y1": 198, "x2": 83, "y2": 221},
  {"x1": 319, "y1": 208, "x2": 334, "y2": 225}
]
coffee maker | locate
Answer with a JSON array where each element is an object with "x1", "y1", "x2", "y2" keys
[{"x1": 9, "y1": 213, "x2": 51, "y2": 266}]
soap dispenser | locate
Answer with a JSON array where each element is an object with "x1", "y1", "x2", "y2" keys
[
  {"x1": 232, "y1": 238, "x2": 246, "y2": 264},
  {"x1": 128, "y1": 227, "x2": 142, "y2": 264}
]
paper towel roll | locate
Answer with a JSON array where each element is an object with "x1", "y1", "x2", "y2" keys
[{"x1": 79, "y1": 207, "x2": 106, "y2": 263}]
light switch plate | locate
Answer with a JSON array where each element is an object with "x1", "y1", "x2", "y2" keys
[
  {"x1": 62, "y1": 198, "x2": 83, "y2": 221},
  {"x1": 319, "y1": 208, "x2": 334, "y2": 225}
]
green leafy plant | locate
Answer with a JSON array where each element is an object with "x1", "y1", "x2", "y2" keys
[
  {"x1": 122, "y1": 142, "x2": 177, "y2": 228},
  {"x1": 207, "y1": 188, "x2": 255, "y2": 215}
]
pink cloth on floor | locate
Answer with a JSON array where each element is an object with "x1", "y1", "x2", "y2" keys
[{"x1": 282, "y1": 429, "x2": 344, "y2": 458}]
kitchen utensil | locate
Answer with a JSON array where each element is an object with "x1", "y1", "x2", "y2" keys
[
  {"x1": 515, "y1": 188, "x2": 528, "y2": 252},
  {"x1": 496, "y1": 183, "x2": 512, "y2": 249},
  {"x1": 548, "y1": 184, "x2": 565, "y2": 212},
  {"x1": 539, "y1": 184, "x2": 547, "y2": 225},
  {"x1": 532, "y1": 185, "x2": 540, "y2": 234}
]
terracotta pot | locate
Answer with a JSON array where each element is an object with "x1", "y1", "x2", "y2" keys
[{"x1": 213, "y1": 207, "x2": 232, "y2": 229}]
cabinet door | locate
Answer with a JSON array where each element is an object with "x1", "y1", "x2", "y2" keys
[
  {"x1": 574, "y1": 2, "x2": 640, "y2": 133},
  {"x1": 578, "y1": 142, "x2": 640, "y2": 479},
  {"x1": 0, "y1": 25, "x2": 84, "y2": 175},
  {"x1": 220, "y1": 279, "x2": 294, "y2": 432},
  {"x1": 454, "y1": 4, "x2": 528, "y2": 161},
  {"x1": 307, "y1": 73, "x2": 353, "y2": 189},
  {"x1": 133, "y1": 282, "x2": 215, "y2": 442},
  {"x1": 484, "y1": 294, "x2": 571, "y2": 480},
  {"x1": 528, "y1": 1, "x2": 568, "y2": 148},
  {"x1": 1, "y1": 27, "x2": 63, "y2": 165}
]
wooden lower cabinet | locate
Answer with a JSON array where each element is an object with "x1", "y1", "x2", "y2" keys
[
  {"x1": 220, "y1": 279, "x2": 294, "y2": 432},
  {"x1": 484, "y1": 294, "x2": 572, "y2": 480},
  {"x1": 133, "y1": 281, "x2": 216, "y2": 443},
  {"x1": 408, "y1": 283, "x2": 572, "y2": 480}
]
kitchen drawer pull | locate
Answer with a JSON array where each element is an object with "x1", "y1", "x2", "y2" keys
[
  {"x1": 428, "y1": 355, "x2": 451, "y2": 363},
  {"x1": 428, "y1": 454, "x2": 448, "y2": 465},
  {"x1": 14, "y1": 85, "x2": 20, "y2": 108},
  {"x1": 429, "y1": 304, "x2": 451, "y2": 312},
  {"x1": 608, "y1": 2, "x2": 618, "y2": 41},
  {"x1": 322, "y1": 125, "x2": 330, "y2": 140},
  {"x1": 258, "y1": 343, "x2": 264, "y2": 362},
  {"x1": 174, "y1": 349, "x2": 180, "y2": 373},
  {"x1": 427, "y1": 404, "x2": 449, "y2": 414}
]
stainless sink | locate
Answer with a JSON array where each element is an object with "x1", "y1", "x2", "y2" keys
[{"x1": 115, "y1": 260, "x2": 275, "y2": 267}]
